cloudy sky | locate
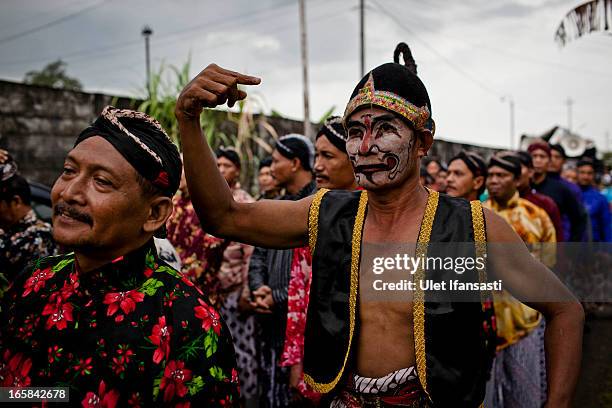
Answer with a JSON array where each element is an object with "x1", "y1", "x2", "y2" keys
[{"x1": 1, "y1": 0, "x2": 611, "y2": 150}]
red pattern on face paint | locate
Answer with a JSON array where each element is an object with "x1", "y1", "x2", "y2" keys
[{"x1": 359, "y1": 115, "x2": 373, "y2": 154}]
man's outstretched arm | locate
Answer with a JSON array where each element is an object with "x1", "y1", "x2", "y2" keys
[
  {"x1": 175, "y1": 64, "x2": 311, "y2": 249},
  {"x1": 484, "y1": 209, "x2": 584, "y2": 408}
]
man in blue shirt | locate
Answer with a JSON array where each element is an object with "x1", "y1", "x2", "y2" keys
[{"x1": 577, "y1": 158, "x2": 612, "y2": 243}]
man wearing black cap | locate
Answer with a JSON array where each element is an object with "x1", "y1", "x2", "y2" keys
[
  {"x1": 484, "y1": 152, "x2": 556, "y2": 407},
  {"x1": 0, "y1": 107, "x2": 239, "y2": 406},
  {"x1": 276, "y1": 117, "x2": 358, "y2": 404},
  {"x1": 577, "y1": 158, "x2": 612, "y2": 243},
  {"x1": 176, "y1": 56, "x2": 582, "y2": 407},
  {"x1": 0, "y1": 152, "x2": 57, "y2": 293},
  {"x1": 314, "y1": 116, "x2": 358, "y2": 191},
  {"x1": 529, "y1": 141, "x2": 586, "y2": 242},
  {"x1": 257, "y1": 157, "x2": 280, "y2": 200},
  {"x1": 516, "y1": 151, "x2": 564, "y2": 242},
  {"x1": 445, "y1": 151, "x2": 487, "y2": 201},
  {"x1": 248, "y1": 133, "x2": 316, "y2": 407},
  {"x1": 550, "y1": 144, "x2": 582, "y2": 197}
]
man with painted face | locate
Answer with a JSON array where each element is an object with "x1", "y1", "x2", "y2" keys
[
  {"x1": 175, "y1": 43, "x2": 583, "y2": 407},
  {"x1": 0, "y1": 107, "x2": 240, "y2": 406},
  {"x1": 445, "y1": 151, "x2": 487, "y2": 201},
  {"x1": 314, "y1": 116, "x2": 358, "y2": 191}
]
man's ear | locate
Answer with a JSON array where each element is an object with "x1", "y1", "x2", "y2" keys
[
  {"x1": 143, "y1": 196, "x2": 173, "y2": 234},
  {"x1": 416, "y1": 130, "x2": 434, "y2": 159},
  {"x1": 473, "y1": 175, "x2": 485, "y2": 193},
  {"x1": 291, "y1": 157, "x2": 301, "y2": 172}
]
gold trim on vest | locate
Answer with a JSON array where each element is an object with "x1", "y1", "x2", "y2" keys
[
  {"x1": 413, "y1": 189, "x2": 440, "y2": 399},
  {"x1": 308, "y1": 188, "x2": 329, "y2": 254},
  {"x1": 470, "y1": 200, "x2": 490, "y2": 304},
  {"x1": 304, "y1": 189, "x2": 368, "y2": 393}
]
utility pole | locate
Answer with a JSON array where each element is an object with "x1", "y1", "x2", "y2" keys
[
  {"x1": 142, "y1": 25, "x2": 153, "y2": 99},
  {"x1": 565, "y1": 97, "x2": 573, "y2": 131},
  {"x1": 360, "y1": 0, "x2": 365, "y2": 77},
  {"x1": 299, "y1": 0, "x2": 311, "y2": 139}
]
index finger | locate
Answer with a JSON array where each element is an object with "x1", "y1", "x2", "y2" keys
[{"x1": 215, "y1": 66, "x2": 261, "y2": 85}]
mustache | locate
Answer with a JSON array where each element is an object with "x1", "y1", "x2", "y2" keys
[{"x1": 54, "y1": 203, "x2": 93, "y2": 226}]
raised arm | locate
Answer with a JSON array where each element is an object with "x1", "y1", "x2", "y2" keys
[
  {"x1": 175, "y1": 64, "x2": 311, "y2": 249},
  {"x1": 484, "y1": 208, "x2": 583, "y2": 408}
]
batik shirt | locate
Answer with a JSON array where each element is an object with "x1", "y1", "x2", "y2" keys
[
  {"x1": 485, "y1": 191, "x2": 556, "y2": 267},
  {"x1": 0, "y1": 210, "x2": 57, "y2": 293},
  {"x1": 0, "y1": 240, "x2": 240, "y2": 407},
  {"x1": 485, "y1": 192, "x2": 556, "y2": 349}
]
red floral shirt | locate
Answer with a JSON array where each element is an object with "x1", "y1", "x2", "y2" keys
[{"x1": 0, "y1": 241, "x2": 240, "y2": 407}]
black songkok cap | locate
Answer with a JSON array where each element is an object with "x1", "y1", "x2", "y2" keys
[
  {"x1": 316, "y1": 116, "x2": 347, "y2": 153},
  {"x1": 75, "y1": 106, "x2": 181, "y2": 197},
  {"x1": 259, "y1": 156, "x2": 272, "y2": 171},
  {"x1": 343, "y1": 43, "x2": 435, "y2": 135},
  {"x1": 275, "y1": 134, "x2": 315, "y2": 171},
  {"x1": 488, "y1": 151, "x2": 521, "y2": 178},
  {"x1": 516, "y1": 151, "x2": 533, "y2": 168},
  {"x1": 215, "y1": 146, "x2": 241, "y2": 169},
  {"x1": 550, "y1": 144, "x2": 566, "y2": 159},
  {"x1": 449, "y1": 151, "x2": 488, "y2": 178},
  {"x1": 577, "y1": 157, "x2": 595, "y2": 169}
]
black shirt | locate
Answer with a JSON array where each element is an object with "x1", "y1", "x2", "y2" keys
[{"x1": 533, "y1": 176, "x2": 586, "y2": 241}]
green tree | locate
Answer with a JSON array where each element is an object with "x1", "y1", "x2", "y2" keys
[{"x1": 24, "y1": 59, "x2": 83, "y2": 91}]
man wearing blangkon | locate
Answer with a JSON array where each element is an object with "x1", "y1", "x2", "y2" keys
[
  {"x1": 0, "y1": 107, "x2": 240, "y2": 406},
  {"x1": 175, "y1": 44, "x2": 583, "y2": 407}
]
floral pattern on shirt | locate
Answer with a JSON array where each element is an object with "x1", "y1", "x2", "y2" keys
[
  {"x1": 281, "y1": 247, "x2": 320, "y2": 400},
  {"x1": 0, "y1": 210, "x2": 57, "y2": 297},
  {"x1": 0, "y1": 240, "x2": 239, "y2": 407}
]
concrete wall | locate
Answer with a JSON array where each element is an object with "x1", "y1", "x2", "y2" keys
[
  {"x1": 0, "y1": 80, "x2": 133, "y2": 186},
  {"x1": 0, "y1": 80, "x2": 499, "y2": 188}
]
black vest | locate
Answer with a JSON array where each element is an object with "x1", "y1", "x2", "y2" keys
[{"x1": 303, "y1": 189, "x2": 495, "y2": 407}]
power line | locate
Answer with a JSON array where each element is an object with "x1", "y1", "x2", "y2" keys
[
  {"x1": 77, "y1": 3, "x2": 351, "y2": 90},
  {"x1": 0, "y1": 0, "x2": 108, "y2": 46},
  {"x1": 379, "y1": 0, "x2": 612, "y2": 80},
  {"x1": 0, "y1": 0, "x2": 92, "y2": 36},
  {"x1": 1, "y1": 0, "x2": 298, "y2": 68},
  {"x1": 370, "y1": 0, "x2": 503, "y2": 98}
]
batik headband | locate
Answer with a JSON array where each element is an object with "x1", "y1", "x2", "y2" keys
[
  {"x1": 343, "y1": 73, "x2": 435, "y2": 136},
  {"x1": 75, "y1": 106, "x2": 181, "y2": 197}
]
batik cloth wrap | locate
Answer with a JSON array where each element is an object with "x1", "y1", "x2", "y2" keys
[{"x1": 330, "y1": 367, "x2": 432, "y2": 408}]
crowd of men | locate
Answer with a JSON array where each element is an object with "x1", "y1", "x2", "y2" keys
[
  {"x1": 424, "y1": 144, "x2": 612, "y2": 244},
  {"x1": 0, "y1": 42, "x2": 608, "y2": 407}
]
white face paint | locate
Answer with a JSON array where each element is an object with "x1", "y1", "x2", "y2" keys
[{"x1": 345, "y1": 106, "x2": 416, "y2": 190}]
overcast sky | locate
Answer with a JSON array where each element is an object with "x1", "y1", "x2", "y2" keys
[{"x1": 1, "y1": 0, "x2": 611, "y2": 150}]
